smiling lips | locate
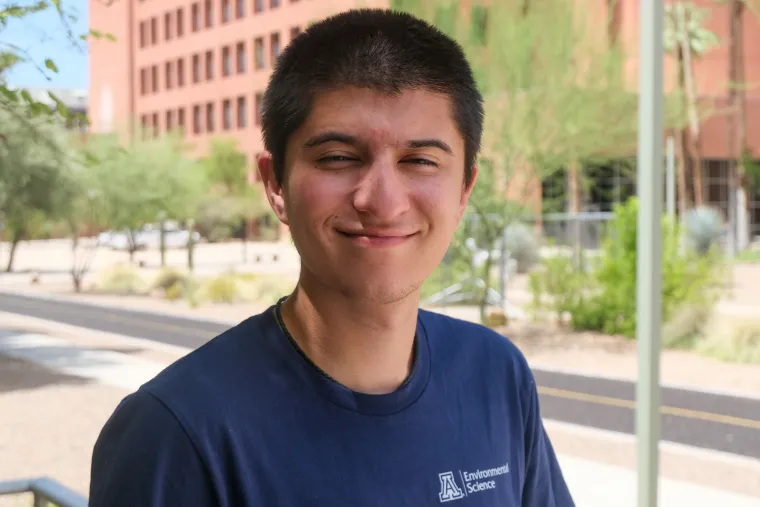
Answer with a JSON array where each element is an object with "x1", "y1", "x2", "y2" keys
[{"x1": 336, "y1": 228, "x2": 417, "y2": 247}]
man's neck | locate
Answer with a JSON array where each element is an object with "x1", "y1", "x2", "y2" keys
[{"x1": 279, "y1": 273, "x2": 420, "y2": 395}]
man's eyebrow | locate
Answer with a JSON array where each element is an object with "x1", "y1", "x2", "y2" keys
[
  {"x1": 303, "y1": 131, "x2": 360, "y2": 148},
  {"x1": 406, "y1": 139, "x2": 453, "y2": 154}
]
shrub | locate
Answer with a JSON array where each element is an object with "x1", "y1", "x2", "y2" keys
[
  {"x1": 528, "y1": 198, "x2": 726, "y2": 339},
  {"x1": 683, "y1": 206, "x2": 726, "y2": 255},
  {"x1": 502, "y1": 221, "x2": 541, "y2": 274},
  {"x1": 97, "y1": 263, "x2": 147, "y2": 295},
  {"x1": 199, "y1": 273, "x2": 241, "y2": 303},
  {"x1": 164, "y1": 281, "x2": 185, "y2": 301},
  {"x1": 152, "y1": 267, "x2": 186, "y2": 292},
  {"x1": 696, "y1": 317, "x2": 760, "y2": 364}
]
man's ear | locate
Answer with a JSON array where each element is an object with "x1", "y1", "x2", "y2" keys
[
  {"x1": 258, "y1": 152, "x2": 289, "y2": 226},
  {"x1": 457, "y1": 165, "x2": 478, "y2": 223}
]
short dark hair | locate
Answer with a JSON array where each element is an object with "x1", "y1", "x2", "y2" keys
[{"x1": 260, "y1": 8, "x2": 484, "y2": 188}]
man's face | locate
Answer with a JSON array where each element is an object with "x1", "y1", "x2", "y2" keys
[{"x1": 260, "y1": 86, "x2": 477, "y2": 304}]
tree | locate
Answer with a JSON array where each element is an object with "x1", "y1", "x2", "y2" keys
[
  {"x1": 78, "y1": 132, "x2": 204, "y2": 265},
  {"x1": 0, "y1": 103, "x2": 74, "y2": 271},
  {"x1": 720, "y1": 0, "x2": 760, "y2": 251},
  {"x1": 664, "y1": 2, "x2": 719, "y2": 210},
  {"x1": 394, "y1": 0, "x2": 659, "y2": 321},
  {"x1": 200, "y1": 137, "x2": 270, "y2": 261},
  {"x1": 1, "y1": 1, "x2": 113, "y2": 134}
]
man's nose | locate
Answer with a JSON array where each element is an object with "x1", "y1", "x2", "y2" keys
[{"x1": 352, "y1": 158, "x2": 411, "y2": 222}]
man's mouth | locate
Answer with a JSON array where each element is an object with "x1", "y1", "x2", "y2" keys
[{"x1": 336, "y1": 229, "x2": 417, "y2": 247}]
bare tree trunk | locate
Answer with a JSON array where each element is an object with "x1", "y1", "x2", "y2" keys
[
  {"x1": 677, "y1": 130, "x2": 690, "y2": 216},
  {"x1": 726, "y1": 0, "x2": 748, "y2": 251},
  {"x1": 5, "y1": 236, "x2": 20, "y2": 273},
  {"x1": 567, "y1": 161, "x2": 583, "y2": 265},
  {"x1": 676, "y1": 2, "x2": 705, "y2": 206}
]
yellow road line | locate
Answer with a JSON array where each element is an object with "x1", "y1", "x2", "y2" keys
[
  {"x1": 12, "y1": 296, "x2": 760, "y2": 431},
  {"x1": 539, "y1": 386, "x2": 760, "y2": 431}
]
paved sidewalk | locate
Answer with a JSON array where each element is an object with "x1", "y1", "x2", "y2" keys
[{"x1": 1, "y1": 328, "x2": 759, "y2": 506}]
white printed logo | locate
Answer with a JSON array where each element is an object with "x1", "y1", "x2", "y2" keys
[
  {"x1": 437, "y1": 463, "x2": 509, "y2": 502},
  {"x1": 438, "y1": 472, "x2": 465, "y2": 502}
]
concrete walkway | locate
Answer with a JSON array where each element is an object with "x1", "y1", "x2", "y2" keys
[{"x1": 1, "y1": 329, "x2": 758, "y2": 507}]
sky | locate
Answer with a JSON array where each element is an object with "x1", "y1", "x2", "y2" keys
[{"x1": 2, "y1": 0, "x2": 89, "y2": 89}]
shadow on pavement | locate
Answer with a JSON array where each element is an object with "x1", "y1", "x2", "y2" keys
[{"x1": 0, "y1": 354, "x2": 92, "y2": 394}]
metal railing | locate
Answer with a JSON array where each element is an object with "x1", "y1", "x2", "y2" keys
[{"x1": 0, "y1": 477, "x2": 88, "y2": 507}]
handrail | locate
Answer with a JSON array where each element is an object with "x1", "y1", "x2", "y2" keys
[{"x1": 0, "y1": 477, "x2": 88, "y2": 507}]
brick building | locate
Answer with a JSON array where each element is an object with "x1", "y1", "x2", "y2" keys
[{"x1": 89, "y1": 0, "x2": 760, "y2": 242}]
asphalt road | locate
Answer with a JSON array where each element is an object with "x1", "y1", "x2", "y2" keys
[{"x1": 1, "y1": 291, "x2": 759, "y2": 460}]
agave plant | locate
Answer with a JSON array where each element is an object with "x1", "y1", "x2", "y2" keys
[
  {"x1": 501, "y1": 221, "x2": 541, "y2": 273},
  {"x1": 683, "y1": 206, "x2": 726, "y2": 255}
]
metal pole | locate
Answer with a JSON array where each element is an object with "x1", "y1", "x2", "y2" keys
[
  {"x1": 666, "y1": 137, "x2": 676, "y2": 222},
  {"x1": 636, "y1": 1, "x2": 664, "y2": 506}
]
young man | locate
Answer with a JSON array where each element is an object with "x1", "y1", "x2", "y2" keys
[{"x1": 89, "y1": 9, "x2": 574, "y2": 506}]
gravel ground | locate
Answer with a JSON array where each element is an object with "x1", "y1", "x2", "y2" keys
[{"x1": 0, "y1": 356, "x2": 126, "y2": 506}]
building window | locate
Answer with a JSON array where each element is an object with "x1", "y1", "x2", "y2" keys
[
  {"x1": 178, "y1": 108, "x2": 186, "y2": 133},
  {"x1": 237, "y1": 96, "x2": 247, "y2": 128},
  {"x1": 205, "y1": 0, "x2": 213, "y2": 27},
  {"x1": 193, "y1": 105, "x2": 202, "y2": 134},
  {"x1": 223, "y1": 99, "x2": 232, "y2": 130},
  {"x1": 236, "y1": 0, "x2": 245, "y2": 18},
  {"x1": 140, "y1": 68, "x2": 147, "y2": 95},
  {"x1": 206, "y1": 102, "x2": 215, "y2": 132},
  {"x1": 177, "y1": 58, "x2": 185, "y2": 87},
  {"x1": 165, "y1": 61, "x2": 174, "y2": 90},
  {"x1": 164, "y1": 62, "x2": 174, "y2": 90},
  {"x1": 141, "y1": 114, "x2": 148, "y2": 132},
  {"x1": 222, "y1": 46, "x2": 231, "y2": 77},
  {"x1": 222, "y1": 0, "x2": 231, "y2": 23},
  {"x1": 192, "y1": 3, "x2": 200, "y2": 31},
  {"x1": 205, "y1": 50, "x2": 214, "y2": 80},
  {"x1": 270, "y1": 32, "x2": 280, "y2": 62},
  {"x1": 254, "y1": 0, "x2": 264, "y2": 14},
  {"x1": 192, "y1": 54, "x2": 201, "y2": 83},
  {"x1": 236, "y1": 42, "x2": 246, "y2": 73},
  {"x1": 166, "y1": 110, "x2": 174, "y2": 130},
  {"x1": 255, "y1": 92, "x2": 262, "y2": 125},
  {"x1": 290, "y1": 26, "x2": 301, "y2": 40},
  {"x1": 151, "y1": 65, "x2": 158, "y2": 92},
  {"x1": 176, "y1": 8, "x2": 184, "y2": 37},
  {"x1": 164, "y1": 12, "x2": 172, "y2": 40},
  {"x1": 150, "y1": 17, "x2": 158, "y2": 44},
  {"x1": 271, "y1": 0, "x2": 279, "y2": 8},
  {"x1": 152, "y1": 112, "x2": 159, "y2": 137},
  {"x1": 139, "y1": 21, "x2": 147, "y2": 48},
  {"x1": 254, "y1": 37, "x2": 264, "y2": 69}
]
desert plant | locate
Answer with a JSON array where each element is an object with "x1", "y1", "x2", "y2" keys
[
  {"x1": 96, "y1": 263, "x2": 146, "y2": 295},
  {"x1": 682, "y1": 206, "x2": 726, "y2": 255},
  {"x1": 501, "y1": 221, "x2": 541, "y2": 273},
  {"x1": 696, "y1": 316, "x2": 760, "y2": 364},
  {"x1": 199, "y1": 273, "x2": 241, "y2": 304},
  {"x1": 152, "y1": 267, "x2": 186, "y2": 292},
  {"x1": 528, "y1": 198, "x2": 726, "y2": 338}
]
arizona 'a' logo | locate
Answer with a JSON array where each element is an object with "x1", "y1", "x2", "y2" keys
[{"x1": 438, "y1": 472, "x2": 465, "y2": 502}]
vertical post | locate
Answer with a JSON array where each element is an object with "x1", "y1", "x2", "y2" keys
[
  {"x1": 666, "y1": 137, "x2": 676, "y2": 222},
  {"x1": 636, "y1": 1, "x2": 665, "y2": 507}
]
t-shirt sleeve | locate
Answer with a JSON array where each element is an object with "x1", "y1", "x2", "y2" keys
[
  {"x1": 521, "y1": 375, "x2": 576, "y2": 507},
  {"x1": 89, "y1": 389, "x2": 218, "y2": 506}
]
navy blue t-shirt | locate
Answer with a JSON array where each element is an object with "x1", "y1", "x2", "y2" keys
[{"x1": 89, "y1": 305, "x2": 574, "y2": 506}]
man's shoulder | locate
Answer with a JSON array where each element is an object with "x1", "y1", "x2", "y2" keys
[
  {"x1": 418, "y1": 309, "x2": 534, "y2": 384},
  {"x1": 139, "y1": 307, "x2": 278, "y2": 416}
]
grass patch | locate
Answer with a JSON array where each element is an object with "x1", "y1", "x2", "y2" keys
[
  {"x1": 95, "y1": 263, "x2": 147, "y2": 295},
  {"x1": 695, "y1": 316, "x2": 760, "y2": 364}
]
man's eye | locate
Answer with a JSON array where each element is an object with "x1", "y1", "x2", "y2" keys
[
  {"x1": 403, "y1": 158, "x2": 438, "y2": 167},
  {"x1": 318, "y1": 155, "x2": 357, "y2": 163}
]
